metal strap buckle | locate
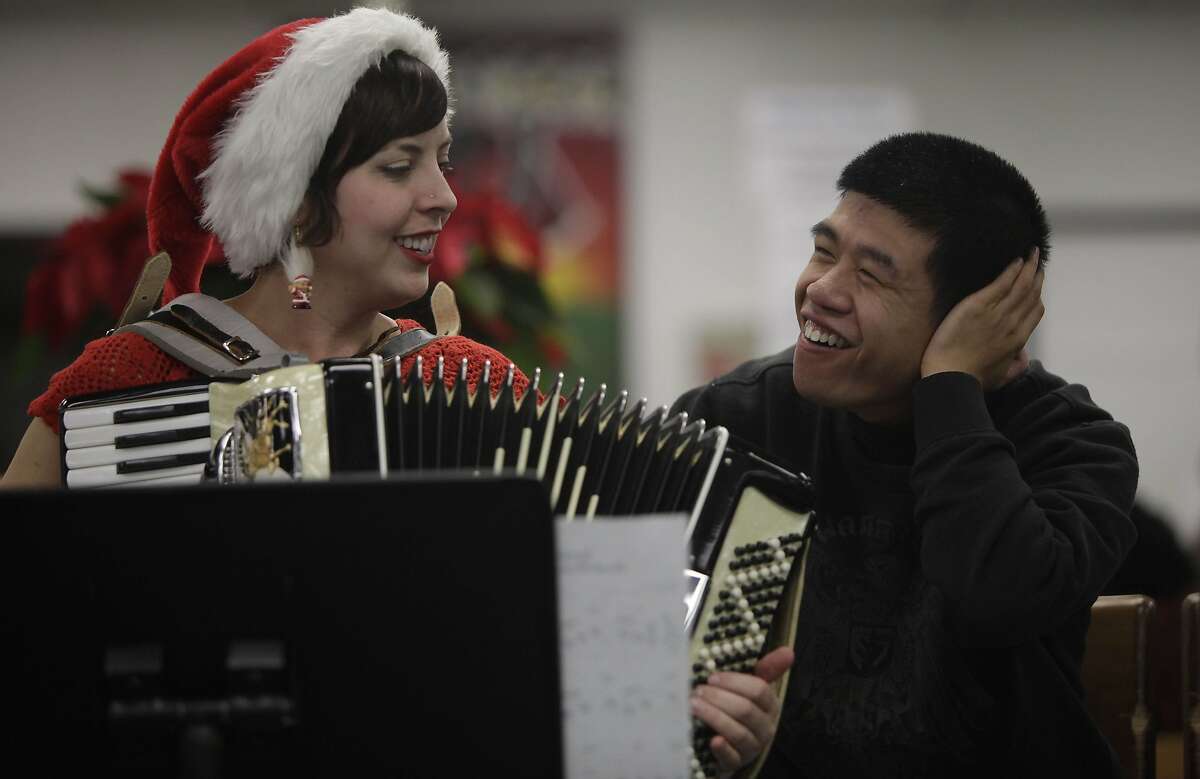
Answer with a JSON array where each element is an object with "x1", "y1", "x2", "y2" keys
[{"x1": 222, "y1": 336, "x2": 259, "y2": 363}]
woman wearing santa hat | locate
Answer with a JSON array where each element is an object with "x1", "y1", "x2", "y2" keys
[
  {"x1": 2, "y1": 6, "x2": 789, "y2": 775},
  {"x1": 8, "y1": 9, "x2": 516, "y2": 481}
]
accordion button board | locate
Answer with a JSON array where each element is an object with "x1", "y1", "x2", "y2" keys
[{"x1": 685, "y1": 484, "x2": 813, "y2": 779}]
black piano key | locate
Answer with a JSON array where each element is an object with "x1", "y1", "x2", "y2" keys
[
  {"x1": 116, "y1": 451, "x2": 210, "y2": 475},
  {"x1": 114, "y1": 425, "x2": 210, "y2": 449},
  {"x1": 112, "y1": 400, "x2": 208, "y2": 424}
]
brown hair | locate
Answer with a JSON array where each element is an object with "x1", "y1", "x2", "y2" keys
[{"x1": 296, "y1": 49, "x2": 449, "y2": 247}]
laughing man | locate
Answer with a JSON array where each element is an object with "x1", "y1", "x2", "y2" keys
[{"x1": 673, "y1": 132, "x2": 1138, "y2": 779}]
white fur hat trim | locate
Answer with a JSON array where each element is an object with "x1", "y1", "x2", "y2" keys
[{"x1": 199, "y1": 8, "x2": 451, "y2": 277}]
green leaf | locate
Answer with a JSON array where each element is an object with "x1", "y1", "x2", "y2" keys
[
  {"x1": 79, "y1": 181, "x2": 122, "y2": 210},
  {"x1": 453, "y1": 269, "x2": 503, "y2": 319}
]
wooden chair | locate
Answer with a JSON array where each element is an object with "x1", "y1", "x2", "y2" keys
[
  {"x1": 1184, "y1": 593, "x2": 1200, "y2": 779},
  {"x1": 1083, "y1": 594, "x2": 1157, "y2": 779}
]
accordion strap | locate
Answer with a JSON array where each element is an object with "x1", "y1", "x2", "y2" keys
[
  {"x1": 114, "y1": 251, "x2": 172, "y2": 328},
  {"x1": 361, "y1": 327, "x2": 441, "y2": 361},
  {"x1": 116, "y1": 293, "x2": 308, "y2": 379}
]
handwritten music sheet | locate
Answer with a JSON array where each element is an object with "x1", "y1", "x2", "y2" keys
[{"x1": 556, "y1": 516, "x2": 688, "y2": 779}]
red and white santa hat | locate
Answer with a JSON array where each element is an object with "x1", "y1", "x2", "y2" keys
[{"x1": 147, "y1": 7, "x2": 451, "y2": 303}]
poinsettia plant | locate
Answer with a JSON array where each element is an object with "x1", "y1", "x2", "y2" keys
[
  {"x1": 421, "y1": 187, "x2": 568, "y2": 370},
  {"x1": 22, "y1": 170, "x2": 153, "y2": 348}
]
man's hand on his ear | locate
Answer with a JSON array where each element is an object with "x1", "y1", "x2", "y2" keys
[{"x1": 921, "y1": 248, "x2": 1044, "y2": 391}]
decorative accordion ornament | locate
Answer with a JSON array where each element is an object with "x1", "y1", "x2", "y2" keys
[{"x1": 59, "y1": 355, "x2": 816, "y2": 777}]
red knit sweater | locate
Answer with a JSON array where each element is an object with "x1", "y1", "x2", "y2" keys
[{"x1": 29, "y1": 319, "x2": 531, "y2": 433}]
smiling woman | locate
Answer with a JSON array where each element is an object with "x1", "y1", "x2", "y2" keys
[{"x1": 4, "y1": 8, "x2": 524, "y2": 487}]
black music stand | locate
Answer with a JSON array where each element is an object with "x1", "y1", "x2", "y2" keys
[{"x1": 1, "y1": 474, "x2": 562, "y2": 777}]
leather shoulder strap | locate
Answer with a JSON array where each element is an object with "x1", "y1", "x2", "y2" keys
[
  {"x1": 114, "y1": 252, "x2": 172, "y2": 328},
  {"x1": 430, "y1": 281, "x2": 461, "y2": 336},
  {"x1": 116, "y1": 293, "x2": 307, "y2": 378},
  {"x1": 370, "y1": 327, "x2": 442, "y2": 361}
]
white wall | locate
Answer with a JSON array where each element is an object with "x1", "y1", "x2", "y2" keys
[
  {"x1": 1039, "y1": 230, "x2": 1200, "y2": 542},
  {"x1": 0, "y1": 16, "x2": 279, "y2": 230}
]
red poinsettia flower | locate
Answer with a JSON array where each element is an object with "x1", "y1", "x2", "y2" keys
[
  {"x1": 536, "y1": 332, "x2": 567, "y2": 368},
  {"x1": 432, "y1": 190, "x2": 543, "y2": 284},
  {"x1": 22, "y1": 170, "x2": 152, "y2": 347}
]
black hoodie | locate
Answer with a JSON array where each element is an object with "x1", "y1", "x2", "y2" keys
[{"x1": 673, "y1": 350, "x2": 1138, "y2": 779}]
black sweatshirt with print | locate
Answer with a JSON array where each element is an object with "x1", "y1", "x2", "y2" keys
[{"x1": 672, "y1": 350, "x2": 1138, "y2": 779}]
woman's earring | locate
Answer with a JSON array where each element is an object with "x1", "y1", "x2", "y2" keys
[{"x1": 281, "y1": 226, "x2": 313, "y2": 310}]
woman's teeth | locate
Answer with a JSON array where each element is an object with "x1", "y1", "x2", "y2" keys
[
  {"x1": 397, "y1": 234, "x2": 436, "y2": 254},
  {"x1": 802, "y1": 319, "x2": 849, "y2": 349}
]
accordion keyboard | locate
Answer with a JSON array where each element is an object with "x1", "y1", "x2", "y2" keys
[
  {"x1": 686, "y1": 484, "x2": 813, "y2": 779},
  {"x1": 60, "y1": 383, "x2": 212, "y2": 488}
]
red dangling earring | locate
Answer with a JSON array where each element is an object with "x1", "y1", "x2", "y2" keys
[{"x1": 281, "y1": 225, "x2": 313, "y2": 310}]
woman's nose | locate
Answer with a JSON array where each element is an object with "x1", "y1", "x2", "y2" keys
[{"x1": 421, "y1": 172, "x2": 457, "y2": 219}]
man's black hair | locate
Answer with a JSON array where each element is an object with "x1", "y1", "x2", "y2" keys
[{"x1": 837, "y1": 132, "x2": 1050, "y2": 319}]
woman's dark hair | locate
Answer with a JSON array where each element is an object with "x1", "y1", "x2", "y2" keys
[
  {"x1": 297, "y1": 49, "x2": 449, "y2": 247},
  {"x1": 837, "y1": 132, "x2": 1050, "y2": 320}
]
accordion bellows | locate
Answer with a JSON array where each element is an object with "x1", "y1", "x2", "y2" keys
[{"x1": 205, "y1": 354, "x2": 728, "y2": 523}]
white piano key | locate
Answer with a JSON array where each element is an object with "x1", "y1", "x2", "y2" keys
[
  {"x1": 65, "y1": 437, "x2": 212, "y2": 469},
  {"x1": 63, "y1": 413, "x2": 210, "y2": 449},
  {"x1": 62, "y1": 391, "x2": 209, "y2": 430},
  {"x1": 97, "y1": 471, "x2": 207, "y2": 489},
  {"x1": 66, "y1": 462, "x2": 207, "y2": 488}
]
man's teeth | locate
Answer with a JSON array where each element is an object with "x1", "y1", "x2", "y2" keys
[
  {"x1": 802, "y1": 319, "x2": 849, "y2": 349},
  {"x1": 398, "y1": 234, "x2": 436, "y2": 254}
]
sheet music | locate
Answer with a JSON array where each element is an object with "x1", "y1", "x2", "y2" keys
[{"x1": 556, "y1": 516, "x2": 688, "y2": 779}]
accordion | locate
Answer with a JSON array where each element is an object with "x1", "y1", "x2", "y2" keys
[{"x1": 60, "y1": 354, "x2": 815, "y2": 778}]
